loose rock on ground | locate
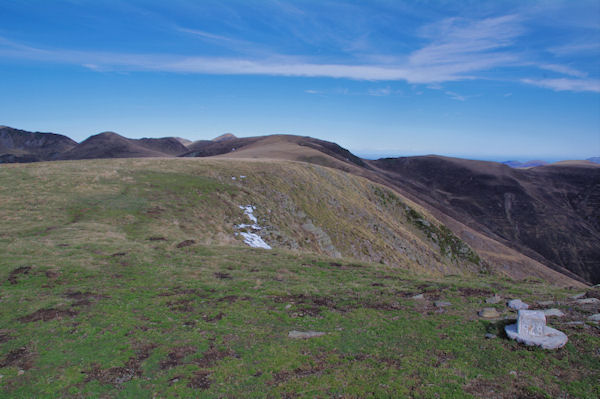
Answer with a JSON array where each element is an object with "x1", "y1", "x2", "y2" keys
[
  {"x1": 288, "y1": 331, "x2": 326, "y2": 339},
  {"x1": 508, "y1": 299, "x2": 529, "y2": 310},
  {"x1": 479, "y1": 308, "x2": 501, "y2": 318}
]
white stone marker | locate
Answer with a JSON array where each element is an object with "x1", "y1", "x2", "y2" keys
[
  {"x1": 505, "y1": 310, "x2": 568, "y2": 350},
  {"x1": 517, "y1": 310, "x2": 545, "y2": 337}
]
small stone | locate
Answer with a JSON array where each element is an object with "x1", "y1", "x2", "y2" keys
[
  {"x1": 411, "y1": 294, "x2": 425, "y2": 300},
  {"x1": 565, "y1": 321, "x2": 584, "y2": 326},
  {"x1": 508, "y1": 299, "x2": 529, "y2": 310},
  {"x1": 537, "y1": 300, "x2": 554, "y2": 306},
  {"x1": 509, "y1": 370, "x2": 517, "y2": 376},
  {"x1": 485, "y1": 294, "x2": 502, "y2": 304},
  {"x1": 17, "y1": 370, "x2": 24, "y2": 375},
  {"x1": 434, "y1": 301, "x2": 452, "y2": 307},
  {"x1": 284, "y1": 304, "x2": 292, "y2": 309},
  {"x1": 485, "y1": 333, "x2": 497, "y2": 339},
  {"x1": 288, "y1": 330, "x2": 326, "y2": 339},
  {"x1": 575, "y1": 298, "x2": 600, "y2": 305},
  {"x1": 543, "y1": 308, "x2": 565, "y2": 317},
  {"x1": 570, "y1": 292, "x2": 586, "y2": 300},
  {"x1": 587, "y1": 314, "x2": 600, "y2": 322},
  {"x1": 479, "y1": 308, "x2": 501, "y2": 318}
]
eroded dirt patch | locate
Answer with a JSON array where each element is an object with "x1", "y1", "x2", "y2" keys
[
  {"x1": 160, "y1": 346, "x2": 197, "y2": 370},
  {"x1": 0, "y1": 346, "x2": 35, "y2": 370},
  {"x1": 176, "y1": 240, "x2": 196, "y2": 248},
  {"x1": 64, "y1": 290, "x2": 108, "y2": 307},
  {"x1": 214, "y1": 272, "x2": 232, "y2": 279},
  {"x1": 167, "y1": 298, "x2": 195, "y2": 312},
  {"x1": 216, "y1": 295, "x2": 239, "y2": 303},
  {"x1": 157, "y1": 287, "x2": 207, "y2": 297},
  {"x1": 7, "y1": 266, "x2": 32, "y2": 285},
  {"x1": 85, "y1": 343, "x2": 156, "y2": 386},
  {"x1": 187, "y1": 370, "x2": 212, "y2": 389},
  {"x1": 146, "y1": 206, "x2": 165, "y2": 216},
  {"x1": 365, "y1": 301, "x2": 403, "y2": 311},
  {"x1": 457, "y1": 287, "x2": 493, "y2": 297},
  {"x1": 86, "y1": 362, "x2": 137, "y2": 385},
  {"x1": 268, "y1": 354, "x2": 328, "y2": 386},
  {"x1": 196, "y1": 346, "x2": 236, "y2": 368},
  {"x1": 45, "y1": 270, "x2": 60, "y2": 279},
  {"x1": 464, "y1": 377, "x2": 553, "y2": 399},
  {"x1": 202, "y1": 312, "x2": 225, "y2": 322},
  {"x1": 0, "y1": 330, "x2": 13, "y2": 343},
  {"x1": 19, "y1": 308, "x2": 78, "y2": 323}
]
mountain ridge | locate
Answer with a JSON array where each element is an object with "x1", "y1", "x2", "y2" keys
[{"x1": 1, "y1": 125, "x2": 598, "y2": 285}]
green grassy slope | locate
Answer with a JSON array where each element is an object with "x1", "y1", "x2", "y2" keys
[
  {"x1": 1, "y1": 159, "x2": 598, "y2": 398},
  {"x1": 0, "y1": 158, "x2": 481, "y2": 275}
]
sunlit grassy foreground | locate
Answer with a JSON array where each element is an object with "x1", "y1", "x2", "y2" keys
[{"x1": 0, "y1": 159, "x2": 598, "y2": 398}]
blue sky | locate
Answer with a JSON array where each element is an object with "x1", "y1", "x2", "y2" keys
[{"x1": 0, "y1": 0, "x2": 599, "y2": 160}]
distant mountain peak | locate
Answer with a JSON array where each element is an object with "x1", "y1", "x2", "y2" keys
[
  {"x1": 502, "y1": 160, "x2": 548, "y2": 168},
  {"x1": 212, "y1": 133, "x2": 237, "y2": 142},
  {"x1": 587, "y1": 157, "x2": 600, "y2": 164}
]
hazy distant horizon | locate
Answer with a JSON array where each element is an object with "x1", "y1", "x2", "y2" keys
[
  {"x1": 3, "y1": 121, "x2": 596, "y2": 164},
  {"x1": 353, "y1": 152, "x2": 597, "y2": 164}
]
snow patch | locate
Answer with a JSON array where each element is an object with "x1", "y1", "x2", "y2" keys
[
  {"x1": 240, "y1": 232, "x2": 272, "y2": 249},
  {"x1": 236, "y1": 223, "x2": 261, "y2": 230},
  {"x1": 239, "y1": 205, "x2": 258, "y2": 223},
  {"x1": 235, "y1": 205, "x2": 270, "y2": 249}
]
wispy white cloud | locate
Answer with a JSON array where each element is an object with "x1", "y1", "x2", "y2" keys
[
  {"x1": 521, "y1": 78, "x2": 600, "y2": 93},
  {"x1": 0, "y1": 9, "x2": 597, "y2": 93},
  {"x1": 540, "y1": 64, "x2": 587, "y2": 78},
  {"x1": 445, "y1": 91, "x2": 466, "y2": 101},
  {"x1": 549, "y1": 41, "x2": 600, "y2": 56},
  {"x1": 367, "y1": 87, "x2": 392, "y2": 96},
  {"x1": 177, "y1": 27, "x2": 239, "y2": 43},
  {"x1": 410, "y1": 15, "x2": 523, "y2": 67}
]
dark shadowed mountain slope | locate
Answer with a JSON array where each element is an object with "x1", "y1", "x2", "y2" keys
[
  {"x1": 0, "y1": 126, "x2": 77, "y2": 163},
  {"x1": 137, "y1": 137, "x2": 189, "y2": 156},
  {"x1": 59, "y1": 132, "x2": 188, "y2": 160},
  {"x1": 369, "y1": 156, "x2": 600, "y2": 284}
]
